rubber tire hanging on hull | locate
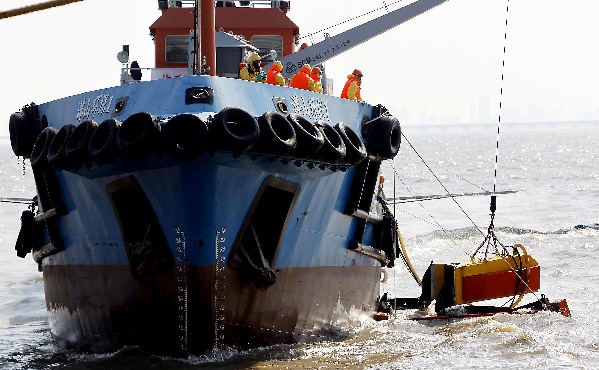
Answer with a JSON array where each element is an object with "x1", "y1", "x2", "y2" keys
[
  {"x1": 88, "y1": 118, "x2": 121, "y2": 165},
  {"x1": 254, "y1": 111, "x2": 297, "y2": 155},
  {"x1": 47, "y1": 124, "x2": 76, "y2": 170},
  {"x1": 334, "y1": 122, "x2": 367, "y2": 165},
  {"x1": 315, "y1": 121, "x2": 346, "y2": 163},
  {"x1": 117, "y1": 112, "x2": 161, "y2": 155},
  {"x1": 9, "y1": 107, "x2": 41, "y2": 158},
  {"x1": 65, "y1": 120, "x2": 97, "y2": 169},
  {"x1": 211, "y1": 107, "x2": 260, "y2": 152},
  {"x1": 287, "y1": 113, "x2": 324, "y2": 157},
  {"x1": 161, "y1": 114, "x2": 209, "y2": 160},
  {"x1": 31, "y1": 127, "x2": 58, "y2": 168},
  {"x1": 366, "y1": 115, "x2": 401, "y2": 160}
]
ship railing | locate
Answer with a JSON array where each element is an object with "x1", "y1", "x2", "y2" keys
[
  {"x1": 233, "y1": 1, "x2": 291, "y2": 10},
  {"x1": 162, "y1": 1, "x2": 290, "y2": 10},
  {"x1": 121, "y1": 66, "x2": 240, "y2": 85},
  {"x1": 120, "y1": 67, "x2": 190, "y2": 85}
]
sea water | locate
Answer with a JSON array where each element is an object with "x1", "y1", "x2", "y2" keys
[{"x1": 0, "y1": 124, "x2": 598, "y2": 369}]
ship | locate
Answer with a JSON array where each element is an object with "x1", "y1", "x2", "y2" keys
[{"x1": 7, "y1": 0, "x2": 452, "y2": 355}]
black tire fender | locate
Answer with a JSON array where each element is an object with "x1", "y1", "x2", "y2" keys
[
  {"x1": 65, "y1": 120, "x2": 98, "y2": 168},
  {"x1": 315, "y1": 121, "x2": 346, "y2": 163},
  {"x1": 287, "y1": 114, "x2": 324, "y2": 157},
  {"x1": 47, "y1": 124, "x2": 76, "y2": 169},
  {"x1": 15, "y1": 210, "x2": 35, "y2": 258},
  {"x1": 89, "y1": 118, "x2": 121, "y2": 165},
  {"x1": 255, "y1": 110, "x2": 297, "y2": 155},
  {"x1": 9, "y1": 110, "x2": 41, "y2": 158},
  {"x1": 211, "y1": 107, "x2": 260, "y2": 152},
  {"x1": 162, "y1": 114, "x2": 209, "y2": 160},
  {"x1": 117, "y1": 112, "x2": 161, "y2": 154},
  {"x1": 367, "y1": 116, "x2": 401, "y2": 160},
  {"x1": 30, "y1": 127, "x2": 58, "y2": 168},
  {"x1": 334, "y1": 122, "x2": 367, "y2": 165}
]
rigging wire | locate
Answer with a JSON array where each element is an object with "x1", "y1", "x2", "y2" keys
[
  {"x1": 388, "y1": 190, "x2": 516, "y2": 204},
  {"x1": 400, "y1": 133, "x2": 486, "y2": 237},
  {"x1": 389, "y1": 161, "x2": 472, "y2": 258},
  {"x1": 474, "y1": 0, "x2": 511, "y2": 259},
  {"x1": 0, "y1": 0, "x2": 84, "y2": 20},
  {"x1": 493, "y1": 2, "x2": 509, "y2": 194},
  {"x1": 0, "y1": 197, "x2": 35, "y2": 205},
  {"x1": 426, "y1": 161, "x2": 490, "y2": 194},
  {"x1": 471, "y1": 0, "x2": 543, "y2": 306},
  {"x1": 281, "y1": 0, "x2": 407, "y2": 50}
]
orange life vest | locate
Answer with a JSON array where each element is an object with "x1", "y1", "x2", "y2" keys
[
  {"x1": 341, "y1": 76, "x2": 362, "y2": 101},
  {"x1": 289, "y1": 66, "x2": 314, "y2": 91},
  {"x1": 266, "y1": 66, "x2": 284, "y2": 85}
]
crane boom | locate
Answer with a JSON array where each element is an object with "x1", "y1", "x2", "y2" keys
[
  {"x1": 274, "y1": 0, "x2": 449, "y2": 79},
  {"x1": 0, "y1": 0, "x2": 84, "y2": 20}
]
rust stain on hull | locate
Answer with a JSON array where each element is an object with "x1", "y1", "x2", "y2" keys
[{"x1": 43, "y1": 263, "x2": 380, "y2": 354}]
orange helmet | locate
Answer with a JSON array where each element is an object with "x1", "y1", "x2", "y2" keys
[
  {"x1": 311, "y1": 66, "x2": 321, "y2": 76},
  {"x1": 352, "y1": 69, "x2": 363, "y2": 78},
  {"x1": 272, "y1": 60, "x2": 283, "y2": 72}
]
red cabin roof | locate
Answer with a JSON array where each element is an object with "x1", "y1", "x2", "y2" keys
[
  {"x1": 149, "y1": 7, "x2": 299, "y2": 30},
  {"x1": 149, "y1": 7, "x2": 299, "y2": 69}
]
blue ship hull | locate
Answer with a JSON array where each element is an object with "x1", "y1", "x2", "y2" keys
[{"x1": 10, "y1": 75, "x2": 401, "y2": 354}]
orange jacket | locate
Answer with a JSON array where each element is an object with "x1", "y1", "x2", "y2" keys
[
  {"x1": 289, "y1": 65, "x2": 315, "y2": 91},
  {"x1": 266, "y1": 62, "x2": 285, "y2": 86},
  {"x1": 341, "y1": 75, "x2": 362, "y2": 101}
]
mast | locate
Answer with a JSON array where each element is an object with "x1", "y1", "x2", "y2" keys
[{"x1": 196, "y1": 0, "x2": 215, "y2": 76}]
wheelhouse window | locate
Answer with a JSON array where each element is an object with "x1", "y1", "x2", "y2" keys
[
  {"x1": 250, "y1": 35, "x2": 283, "y2": 60},
  {"x1": 165, "y1": 35, "x2": 189, "y2": 63}
]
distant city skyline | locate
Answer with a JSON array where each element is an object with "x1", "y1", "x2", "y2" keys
[{"x1": 390, "y1": 95, "x2": 599, "y2": 125}]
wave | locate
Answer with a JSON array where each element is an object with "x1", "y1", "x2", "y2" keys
[{"x1": 411, "y1": 224, "x2": 598, "y2": 243}]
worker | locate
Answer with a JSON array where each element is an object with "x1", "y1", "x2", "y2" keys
[
  {"x1": 340, "y1": 69, "x2": 363, "y2": 101},
  {"x1": 240, "y1": 52, "x2": 265, "y2": 82},
  {"x1": 266, "y1": 60, "x2": 286, "y2": 86},
  {"x1": 289, "y1": 64, "x2": 315, "y2": 91},
  {"x1": 311, "y1": 66, "x2": 323, "y2": 93}
]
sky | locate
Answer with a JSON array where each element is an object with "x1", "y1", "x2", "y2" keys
[{"x1": 0, "y1": 0, "x2": 598, "y2": 136}]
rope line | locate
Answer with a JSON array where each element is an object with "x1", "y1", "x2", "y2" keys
[
  {"x1": 494, "y1": 0, "x2": 510, "y2": 193},
  {"x1": 401, "y1": 132, "x2": 486, "y2": 237},
  {"x1": 390, "y1": 161, "x2": 471, "y2": 258},
  {"x1": 279, "y1": 1, "x2": 406, "y2": 50}
]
